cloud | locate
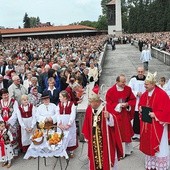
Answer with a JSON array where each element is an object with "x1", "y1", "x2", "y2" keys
[{"x1": 0, "y1": 0, "x2": 102, "y2": 28}]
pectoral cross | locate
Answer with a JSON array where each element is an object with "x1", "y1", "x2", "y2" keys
[
  {"x1": 93, "y1": 115, "x2": 98, "y2": 127},
  {"x1": 93, "y1": 109, "x2": 99, "y2": 127}
]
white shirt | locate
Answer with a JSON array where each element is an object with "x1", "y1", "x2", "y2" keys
[
  {"x1": 36, "y1": 103, "x2": 57, "y2": 122},
  {"x1": 128, "y1": 76, "x2": 145, "y2": 111},
  {"x1": 140, "y1": 49, "x2": 152, "y2": 62}
]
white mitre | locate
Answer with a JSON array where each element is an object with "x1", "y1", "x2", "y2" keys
[{"x1": 145, "y1": 71, "x2": 157, "y2": 84}]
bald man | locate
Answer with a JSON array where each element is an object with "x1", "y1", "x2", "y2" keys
[{"x1": 128, "y1": 66, "x2": 146, "y2": 140}]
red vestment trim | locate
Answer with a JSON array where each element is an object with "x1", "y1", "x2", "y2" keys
[{"x1": 82, "y1": 105, "x2": 123, "y2": 170}]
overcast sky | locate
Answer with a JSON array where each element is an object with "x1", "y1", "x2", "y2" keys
[{"x1": 0, "y1": 0, "x2": 102, "y2": 28}]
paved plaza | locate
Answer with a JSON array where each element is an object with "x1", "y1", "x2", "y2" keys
[{"x1": 2, "y1": 44, "x2": 170, "y2": 170}]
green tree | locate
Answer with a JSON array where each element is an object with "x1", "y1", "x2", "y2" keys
[
  {"x1": 127, "y1": 0, "x2": 169, "y2": 33},
  {"x1": 30, "y1": 17, "x2": 37, "y2": 27},
  {"x1": 96, "y1": 15, "x2": 108, "y2": 30},
  {"x1": 121, "y1": 0, "x2": 129, "y2": 32},
  {"x1": 128, "y1": 7, "x2": 138, "y2": 33},
  {"x1": 36, "y1": 17, "x2": 40, "y2": 26},
  {"x1": 137, "y1": 0, "x2": 145, "y2": 32},
  {"x1": 70, "y1": 20, "x2": 97, "y2": 28},
  {"x1": 101, "y1": 0, "x2": 111, "y2": 15},
  {"x1": 165, "y1": 0, "x2": 170, "y2": 31},
  {"x1": 23, "y1": 13, "x2": 30, "y2": 28},
  {"x1": 79, "y1": 20, "x2": 97, "y2": 28}
]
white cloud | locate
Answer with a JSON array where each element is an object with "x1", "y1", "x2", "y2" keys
[{"x1": 0, "y1": 0, "x2": 102, "y2": 28}]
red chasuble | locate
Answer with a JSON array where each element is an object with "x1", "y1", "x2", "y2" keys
[
  {"x1": 139, "y1": 86, "x2": 170, "y2": 156},
  {"x1": 106, "y1": 85, "x2": 136, "y2": 142},
  {"x1": 82, "y1": 105, "x2": 123, "y2": 170}
]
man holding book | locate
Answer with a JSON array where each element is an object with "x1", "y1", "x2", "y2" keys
[
  {"x1": 139, "y1": 71, "x2": 170, "y2": 170},
  {"x1": 106, "y1": 74, "x2": 136, "y2": 157}
]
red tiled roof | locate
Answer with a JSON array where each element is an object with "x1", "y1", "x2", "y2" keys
[{"x1": 0, "y1": 25, "x2": 96, "y2": 35}]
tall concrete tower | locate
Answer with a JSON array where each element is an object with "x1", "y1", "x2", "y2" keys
[{"x1": 106, "y1": 0, "x2": 122, "y2": 36}]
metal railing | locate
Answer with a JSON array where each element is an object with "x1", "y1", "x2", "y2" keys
[{"x1": 133, "y1": 40, "x2": 170, "y2": 66}]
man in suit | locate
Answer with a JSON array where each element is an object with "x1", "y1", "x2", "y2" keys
[
  {"x1": 81, "y1": 67, "x2": 89, "y2": 88},
  {"x1": 0, "y1": 74, "x2": 8, "y2": 89}
]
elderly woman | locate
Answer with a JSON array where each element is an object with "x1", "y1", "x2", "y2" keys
[
  {"x1": 28, "y1": 87, "x2": 42, "y2": 108},
  {"x1": 23, "y1": 72, "x2": 32, "y2": 92},
  {"x1": 28, "y1": 77, "x2": 42, "y2": 94},
  {"x1": 0, "y1": 88, "x2": 19, "y2": 152},
  {"x1": 88, "y1": 61, "x2": 99, "y2": 85},
  {"x1": 35, "y1": 91, "x2": 57, "y2": 125}
]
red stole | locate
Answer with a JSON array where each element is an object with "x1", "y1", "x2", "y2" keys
[
  {"x1": 59, "y1": 101, "x2": 73, "y2": 115},
  {"x1": 82, "y1": 105, "x2": 123, "y2": 170},
  {"x1": 19, "y1": 104, "x2": 33, "y2": 118},
  {"x1": 139, "y1": 86, "x2": 170, "y2": 156},
  {"x1": 0, "y1": 133, "x2": 5, "y2": 156},
  {"x1": 106, "y1": 85, "x2": 136, "y2": 142}
]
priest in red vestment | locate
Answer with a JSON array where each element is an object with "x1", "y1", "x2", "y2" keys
[
  {"x1": 106, "y1": 74, "x2": 136, "y2": 157},
  {"x1": 138, "y1": 71, "x2": 170, "y2": 170},
  {"x1": 82, "y1": 85, "x2": 123, "y2": 170}
]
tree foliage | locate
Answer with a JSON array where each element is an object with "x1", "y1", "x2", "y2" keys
[
  {"x1": 23, "y1": 13, "x2": 41, "y2": 28},
  {"x1": 96, "y1": 15, "x2": 108, "y2": 30},
  {"x1": 23, "y1": 13, "x2": 30, "y2": 28},
  {"x1": 128, "y1": 0, "x2": 170, "y2": 33},
  {"x1": 99, "y1": 0, "x2": 170, "y2": 33},
  {"x1": 101, "y1": 0, "x2": 111, "y2": 16}
]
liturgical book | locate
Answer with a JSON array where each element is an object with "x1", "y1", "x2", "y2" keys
[{"x1": 141, "y1": 106, "x2": 152, "y2": 123}]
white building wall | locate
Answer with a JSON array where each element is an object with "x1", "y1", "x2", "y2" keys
[{"x1": 108, "y1": 0, "x2": 122, "y2": 36}]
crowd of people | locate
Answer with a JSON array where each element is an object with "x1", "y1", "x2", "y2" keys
[
  {"x1": 0, "y1": 34, "x2": 170, "y2": 170},
  {"x1": 0, "y1": 35, "x2": 107, "y2": 168},
  {"x1": 125, "y1": 32, "x2": 170, "y2": 53}
]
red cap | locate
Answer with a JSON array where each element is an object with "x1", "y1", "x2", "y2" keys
[{"x1": 92, "y1": 85, "x2": 100, "y2": 95}]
